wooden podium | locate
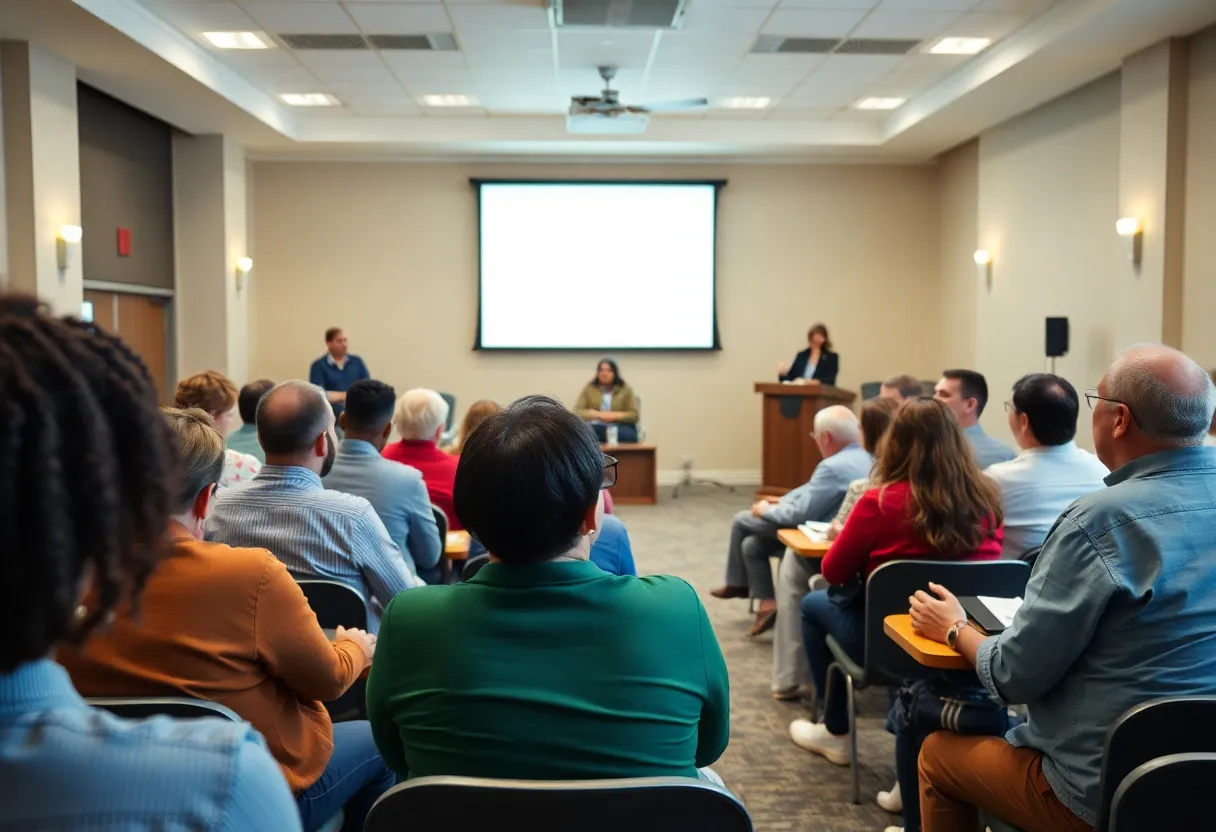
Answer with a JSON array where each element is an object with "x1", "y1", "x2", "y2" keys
[{"x1": 754, "y1": 382, "x2": 857, "y2": 498}]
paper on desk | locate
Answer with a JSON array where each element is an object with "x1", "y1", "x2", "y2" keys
[
  {"x1": 798, "y1": 522, "x2": 828, "y2": 542},
  {"x1": 977, "y1": 596, "x2": 1024, "y2": 627}
]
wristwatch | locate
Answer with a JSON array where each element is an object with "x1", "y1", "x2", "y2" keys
[{"x1": 946, "y1": 619, "x2": 970, "y2": 649}]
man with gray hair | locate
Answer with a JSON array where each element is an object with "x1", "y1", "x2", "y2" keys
[
  {"x1": 209, "y1": 380, "x2": 418, "y2": 631},
  {"x1": 383, "y1": 388, "x2": 461, "y2": 530},
  {"x1": 711, "y1": 405, "x2": 873, "y2": 636},
  {"x1": 911, "y1": 345, "x2": 1216, "y2": 832}
]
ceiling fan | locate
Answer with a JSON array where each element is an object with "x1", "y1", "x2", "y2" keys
[{"x1": 569, "y1": 65, "x2": 708, "y2": 117}]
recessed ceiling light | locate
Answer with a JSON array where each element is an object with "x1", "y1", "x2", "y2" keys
[
  {"x1": 203, "y1": 31, "x2": 271, "y2": 50},
  {"x1": 279, "y1": 93, "x2": 340, "y2": 107},
  {"x1": 854, "y1": 97, "x2": 906, "y2": 110},
  {"x1": 419, "y1": 94, "x2": 479, "y2": 107},
  {"x1": 929, "y1": 37, "x2": 992, "y2": 55},
  {"x1": 719, "y1": 97, "x2": 772, "y2": 109}
]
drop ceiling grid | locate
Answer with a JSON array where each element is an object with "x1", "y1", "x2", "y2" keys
[{"x1": 137, "y1": 0, "x2": 1043, "y2": 121}]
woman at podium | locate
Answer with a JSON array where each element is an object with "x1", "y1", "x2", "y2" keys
[
  {"x1": 778, "y1": 323, "x2": 838, "y2": 386},
  {"x1": 576, "y1": 358, "x2": 639, "y2": 443}
]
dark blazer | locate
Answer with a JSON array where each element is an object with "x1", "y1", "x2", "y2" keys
[{"x1": 780, "y1": 348, "x2": 838, "y2": 386}]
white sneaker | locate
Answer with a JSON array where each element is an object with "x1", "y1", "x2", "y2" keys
[
  {"x1": 788, "y1": 718, "x2": 851, "y2": 766},
  {"x1": 808, "y1": 574, "x2": 829, "y2": 592},
  {"x1": 877, "y1": 781, "x2": 902, "y2": 813}
]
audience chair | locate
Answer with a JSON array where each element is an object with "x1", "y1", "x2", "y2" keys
[
  {"x1": 1109, "y1": 752, "x2": 1216, "y2": 832},
  {"x1": 859, "y1": 381, "x2": 883, "y2": 400},
  {"x1": 89, "y1": 696, "x2": 345, "y2": 832},
  {"x1": 1018, "y1": 545, "x2": 1043, "y2": 568},
  {"x1": 920, "y1": 380, "x2": 937, "y2": 396},
  {"x1": 297, "y1": 579, "x2": 369, "y2": 722},
  {"x1": 823, "y1": 559, "x2": 1031, "y2": 803},
  {"x1": 461, "y1": 553, "x2": 490, "y2": 581},
  {"x1": 439, "y1": 392, "x2": 457, "y2": 445},
  {"x1": 364, "y1": 775, "x2": 752, "y2": 832}
]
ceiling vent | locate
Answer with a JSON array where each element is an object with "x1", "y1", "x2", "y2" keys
[
  {"x1": 551, "y1": 0, "x2": 687, "y2": 28},
  {"x1": 368, "y1": 33, "x2": 458, "y2": 51},
  {"x1": 751, "y1": 36, "x2": 921, "y2": 56},
  {"x1": 279, "y1": 34, "x2": 368, "y2": 50}
]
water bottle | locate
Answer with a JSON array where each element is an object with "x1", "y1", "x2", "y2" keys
[{"x1": 606, "y1": 424, "x2": 620, "y2": 447}]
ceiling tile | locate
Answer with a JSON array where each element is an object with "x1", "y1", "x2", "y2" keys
[
  {"x1": 730, "y1": 53, "x2": 823, "y2": 84},
  {"x1": 344, "y1": 96, "x2": 421, "y2": 117},
  {"x1": 851, "y1": 9, "x2": 963, "y2": 38},
  {"x1": 342, "y1": 3, "x2": 452, "y2": 32},
  {"x1": 446, "y1": 5, "x2": 550, "y2": 29},
  {"x1": 456, "y1": 28, "x2": 552, "y2": 52},
  {"x1": 876, "y1": 0, "x2": 979, "y2": 10},
  {"x1": 678, "y1": 6, "x2": 771, "y2": 31},
  {"x1": 557, "y1": 68, "x2": 645, "y2": 95},
  {"x1": 974, "y1": 0, "x2": 1053, "y2": 10},
  {"x1": 293, "y1": 50, "x2": 385, "y2": 71},
  {"x1": 686, "y1": 0, "x2": 779, "y2": 8},
  {"x1": 324, "y1": 79, "x2": 406, "y2": 96},
  {"x1": 379, "y1": 50, "x2": 469, "y2": 72},
  {"x1": 144, "y1": 2, "x2": 259, "y2": 32},
  {"x1": 238, "y1": 2, "x2": 359, "y2": 34},
  {"x1": 394, "y1": 70, "x2": 478, "y2": 95},
  {"x1": 211, "y1": 48, "x2": 305, "y2": 70},
  {"x1": 777, "y1": 0, "x2": 875, "y2": 8},
  {"x1": 941, "y1": 10, "x2": 1030, "y2": 39},
  {"x1": 807, "y1": 53, "x2": 903, "y2": 80},
  {"x1": 762, "y1": 9, "x2": 868, "y2": 37}
]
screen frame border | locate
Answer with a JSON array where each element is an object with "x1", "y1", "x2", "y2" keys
[{"x1": 470, "y1": 178, "x2": 727, "y2": 353}]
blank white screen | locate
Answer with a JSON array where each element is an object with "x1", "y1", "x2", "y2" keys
[{"x1": 478, "y1": 182, "x2": 717, "y2": 349}]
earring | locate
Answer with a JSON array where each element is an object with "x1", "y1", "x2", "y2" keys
[{"x1": 74, "y1": 605, "x2": 88, "y2": 622}]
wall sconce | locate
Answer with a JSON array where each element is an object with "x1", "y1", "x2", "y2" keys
[
  {"x1": 235, "y1": 256, "x2": 253, "y2": 291},
  {"x1": 57, "y1": 225, "x2": 83, "y2": 270},
  {"x1": 973, "y1": 249, "x2": 992, "y2": 281},
  {"x1": 1115, "y1": 217, "x2": 1143, "y2": 266}
]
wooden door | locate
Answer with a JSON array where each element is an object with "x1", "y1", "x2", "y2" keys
[
  {"x1": 82, "y1": 289, "x2": 170, "y2": 403},
  {"x1": 83, "y1": 290, "x2": 116, "y2": 333}
]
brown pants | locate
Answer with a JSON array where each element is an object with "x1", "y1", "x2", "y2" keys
[{"x1": 918, "y1": 732, "x2": 1093, "y2": 832}]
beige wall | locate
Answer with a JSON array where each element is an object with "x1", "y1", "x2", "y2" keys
[
  {"x1": 250, "y1": 161, "x2": 943, "y2": 472},
  {"x1": 937, "y1": 140, "x2": 979, "y2": 370},
  {"x1": 1183, "y1": 25, "x2": 1216, "y2": 367}
]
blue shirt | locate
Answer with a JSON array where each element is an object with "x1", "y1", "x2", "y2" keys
[
  {"x1": 209, "y1": 465, "x2": 417, "y2": 631},
  {"x1": 0, "y1": 659, "x2": 299, "y2": 831},
  {"x1": 964, "y1": 423, "x2": 1017, "y2": 469},
  {"x1": 323, "y1": 439, "x2": 441, "y2": 576},
  {"x1": 984, "y1": 442, "x2": 1108, "y2": 558},
  {"x1": 226, "y1": 423, "x2": 265, "y2": 464},
  {"x1": 761, "y1": 443, "x2": 874, "y2": 528},
  {"x1": 590, "y1": 514, "x2": 637, "y2": 577},
  {"x1": 976, "y1": 446, "x2": 1216, "y2": 825},
  {"x1": 308, "y1": 354, "x2": 370, "y2": 416}
]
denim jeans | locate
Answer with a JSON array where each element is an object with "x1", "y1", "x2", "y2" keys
[
  {"x1": 296, "y1": 720, "x2": 397, "y2": 832},
  {"x1": 592, "y1": 423, "x2": 638, "y2": 443},
  {"x1": 800, "y1": 589, "x2": 865, "y2": 736}
]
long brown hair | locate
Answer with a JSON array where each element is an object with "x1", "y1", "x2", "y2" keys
[
  {"x1": 451, "y1": 399, "x2": 502, "y2": 455},
  {"x1": 872, "y1": 397, "x2": 1003, "y2": 555},
  {"x1": 859, "y1": 396, "x2": 899, "y2": 454}
]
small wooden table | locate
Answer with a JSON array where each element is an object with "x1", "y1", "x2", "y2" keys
[
  {"x1": 777, "y1": 528, "x2": 831, "y2": 558},
  {"x1": 883, "y1": 614, "x2": 970, "y2": 670},
  {"x1": 603, "y1": 442, "x2": 657, "y2": 505},
  {"x1": 445, "y1": 530, "x2": 470, "y2": 562}
]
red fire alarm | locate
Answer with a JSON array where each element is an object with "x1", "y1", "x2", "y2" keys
[{"x1": 117, "y1": 228, "x2": 131, "y2": 256}]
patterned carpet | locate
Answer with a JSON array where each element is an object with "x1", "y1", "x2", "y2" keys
[{"x1": 616, "y1": 488, "x2": 898, "y2": 832}]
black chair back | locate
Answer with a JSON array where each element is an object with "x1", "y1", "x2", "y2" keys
[
  {"x1": 1109, "y1": 753, "x2": 1216, "y2": 832},
  {"x1": 87, "y1": 696, "x2": 241, "y2": 722},
  {"x1": 461, "y1": 553, "x2": 490, "y2": 581},
  {"x1": 1094, "y1": 696, "x2": 1216, "y2": 830},
  {"x1": 859, "y1": 381, "x2": 882, "y2": 401},
  {"x1": 1018, "y1": 546, "x2": 1043, "y2": 568},
  {"x1": 439, "y1": 392, "x2": 457, "y2": 432},
  {"x1": 296, "y1": 579, "x2": 368, "y2": 630},
  {"x1": 364, "y1": 776, "x2": 752, "y2": 832},
  {"x1": 864, "y1": 559, "x2": 1030, "y2": 687},
  {"x1": 432, "y1": 505, "x2": 449, "y2": 554}
]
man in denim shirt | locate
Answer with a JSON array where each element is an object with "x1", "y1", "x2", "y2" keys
[{"x1": 910, "y1": 345, "x2": 1216, "y2": 832}]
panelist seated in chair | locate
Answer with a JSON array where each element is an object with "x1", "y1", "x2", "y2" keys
[
  {"x1": 0, "y1": 298, "x2": 297, "y2": 831},
  {"x1": 576, "y1": 358, "x2": 640, "y2": 444},
  {"x1": 788, "y1": 398, "x2": 1002, "y2": 768},
  {"x1": 367, "y1": 396, "x2": 729, "y2": 783},
  {"x1": 60, "y1": 408, "x2": 395, "y2": 832}
]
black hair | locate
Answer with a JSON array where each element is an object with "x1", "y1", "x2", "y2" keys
[
  {"x1": 0, "y1": 295, "x2": 176, "y2": 673},
  {"x1": 1011, "y1": 373, "x2": 1079, "y2": 446},
  {"x1": 942, "y1": 369, "x2": 991, "y2": 417},
  {"x1": 454, "y1": 395, "x2": 603, "y2": 564},
  {"x1": 256, "y1": 380, "x2": 331, "y2": 455},
  {"x1": 238, "y1": 378, "x2": 275, "y2": 425},
  {"x1": 325, "y1": 327, "x2": 343, "y2": 343},
  {"x1": 344, "y1": 379, "x2": 397, "y2": 434},
  {"x1": 592, "y1": 358, "x2": 624, "y2": 388}
]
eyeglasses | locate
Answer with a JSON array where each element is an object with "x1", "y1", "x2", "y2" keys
[
  {"x1": 1084, "y1": 388, "x2": 1138, "y2": 424},
  {"x1": 1003, "y1": 401, "x2": 1014, "y2": 413},
  {"x1": 602, "y1": 455, "x2": 619, "y2": 489},
  {"x1": 211, "y1": 483, "x2": 220, "y2": 497}
]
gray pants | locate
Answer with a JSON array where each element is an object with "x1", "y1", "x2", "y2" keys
[
  {"x1": 723, "y1": 510, "x2": 785, "y2": 600},
  {"x1": 771, "y1": 548, "x2": 820, "y2": 693}
]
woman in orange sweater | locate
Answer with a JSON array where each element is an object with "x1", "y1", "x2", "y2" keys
[{"x1": 59, "y1": 408, "x2": 395, "y2": 832}]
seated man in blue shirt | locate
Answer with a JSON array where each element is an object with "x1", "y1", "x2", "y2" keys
[
  {"x1": 910, "y1": 345, "x2": 1216, "y2": 832},
  {"x1": 934, "y1": 369, "x2": 1017, "y2": 469},
  {"x1": 309, "y1": 327, "x2": 370, "y2": 419},
  {"x1": 325, "y1": 379, "x2": 443, "y2": 584}
]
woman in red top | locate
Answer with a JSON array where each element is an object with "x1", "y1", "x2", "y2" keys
[{"x1": 789, "y1": 397, "x2": 1003, "y2": 764}]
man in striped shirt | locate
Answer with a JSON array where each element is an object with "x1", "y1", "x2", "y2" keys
[{"x1": 209, "y1": 380, "x2": 417, "y2": 631}]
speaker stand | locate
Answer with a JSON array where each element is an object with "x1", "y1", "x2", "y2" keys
[{"x1": 670, "y1": 458, "x2": 735, "y2": 499}]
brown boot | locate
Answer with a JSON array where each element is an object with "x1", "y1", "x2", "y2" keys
[{"x1": 709, "y1": 585, "x2": 749, "y2": 600}]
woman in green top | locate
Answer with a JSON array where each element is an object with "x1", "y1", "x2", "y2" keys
[
  {"x1": 575, "y1": 358, "x2": 640, "y2": 443},
  {"x1": 366, "y1": 395, "x2": 729, "y2": 782}
]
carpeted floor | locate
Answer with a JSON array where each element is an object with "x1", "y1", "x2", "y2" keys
[{"x1": 616, "y1": 487, "x2": 898, "y2": 832}]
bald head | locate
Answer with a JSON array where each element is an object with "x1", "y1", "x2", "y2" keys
[
  {"x1": 257, "y1": 380, "x2": 333, "y2": 456},
  {"x1": 1103, "y1": 345, "x2": 1215, "y2": 443}
]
